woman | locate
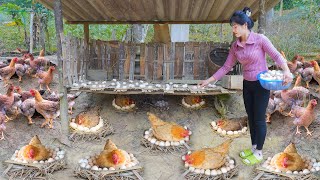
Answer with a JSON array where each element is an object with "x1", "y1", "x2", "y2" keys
[{"x1": 199, "y1": 7, "x2": 293, "y2": 165}]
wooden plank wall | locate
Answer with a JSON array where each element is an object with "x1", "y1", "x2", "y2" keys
[{"x1": 61, "y1": 36, "x2": 231, "y2": 86}]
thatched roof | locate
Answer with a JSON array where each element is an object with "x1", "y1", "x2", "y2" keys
[{"x1": 37, "y1": 0, "x2": 280, "y2": 24}]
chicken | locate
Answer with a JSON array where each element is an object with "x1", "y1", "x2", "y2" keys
[
  {"x1": 26, "y1": 53, "x2": 49, "y2": 73},
  {"x1": 0, "y1": 111, "x2": 6, "y2": 140},
  {"x1": 293, "y1": 74, "x2": 302, "y2": 87},
  {"x1": 270, "y1": 143, "x2": 304, "y2": 171},
  {"x1": 216, "y1": 116, "x2": 247, "y2": 131},
  {"x1": 184, "y1": 139, "x2": 232, "y2": 169},
  {"x1": 301, "y1": 67, "x2": 314, "y2": 88},
  {"x1": 280, "y1": 87, "x2": 309, "y2": 106},
  {"x1": 0, "y1": 58, "x2": 18, "y2": 86},
  {"x1": 95, "y1": 139, "x2": 131, "y2": 168},
  {"x1": 310, "y1": 60, "x2": 320, "y2": 92},
  {"x1": 0, "y1": 85, "x2": 15, "y2": 121},
  {"x1": 5, "y1": 93, "x2": 22, "y2": 119},
  {"x1": 147, "y1": 112, "x2": 189, "y2": 142},
  {"x1": 15, "y1": 57, "x2": 28, "y2": 82},
  {"x1": 30, "y1": 89, "x2": 60, "y2": 128},
  {"x1": 18, "y1": 135, "x2": 50, "y2": 162},
  {"x1": 183, "y1": 96, "x2": 203, "y2": 105},
  {"x1": 74, "y1": 106, "x2": 100, "y2": 128},
  {"x1": 20, "y1": 98, "x2": 36, "y2": 124},
  {"x1": 114, "y1": 95, "x2": 135, "y2": 107},
  {"x1": 43, "y1": 91, "x2": 77, "y2": 114},
  {"x1": 292, "y1": 99, "x2": 317, "y2": 136},
  {"x1": 36, "y1": 66, "x2": 55, "y2": 92},
  {"x1": 266, "y1": 97, "x2": 277, "y2": 123},
  {"x1": 16, "y1": 48, "x2": 29, "y2": 54},
  {"x1": 15, "y1": 86, "x2": 33, "y2": 102}
]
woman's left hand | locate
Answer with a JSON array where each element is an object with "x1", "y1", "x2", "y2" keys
[{"x1": 283, "y1": 71, "x2": 293, "y2": 85}]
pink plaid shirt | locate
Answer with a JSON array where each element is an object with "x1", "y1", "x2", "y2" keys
[{"x1": 212, "y1": 32, "x2": 286, "y2": 81}]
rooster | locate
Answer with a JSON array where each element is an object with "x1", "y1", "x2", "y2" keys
[
  {"x1": 18, "y1": 135, "x2": 50, "y2": 162},
  {"x1": 36, "y1": 66, "x2": 55, "y2": 92},
  {"x1": 147, "y1": 112, "x2": 189, "y2": 142},
  {"x1": 291, "y1": 99, "x2": 317, "y2": 136},
  {"x1": 310, "y1": 60, "x2": 320, "y2": 92},
  {"x1": 95, "y1": 139, "x2": 131, "y2": 168},
  {"x1": 0, "y1": 58, "x2": 18, "y2": 86},
  {"x1": 270, "y1": 143, "x2": 304, "y2": 171},
  {"x1": 30, "y1": 89, "x2": 60, "y2": 128},
  {"x1": 0, "y1": 85, "x2": 16, "y2": 121},
  {"x1": 216, "y1": 116, "x2": 247, "y2": 131},
  {"x1": 184, "y1": 139, "x2": 232, "y2": 169}
]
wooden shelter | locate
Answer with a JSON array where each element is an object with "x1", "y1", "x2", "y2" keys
[{"x1": 37, "y1": 0, "x2": 281, "y2": 140}]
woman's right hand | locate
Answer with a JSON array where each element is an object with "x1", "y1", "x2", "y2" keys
[{"x1": 199, "y1": 76, "x2": 216, "y2": 87}]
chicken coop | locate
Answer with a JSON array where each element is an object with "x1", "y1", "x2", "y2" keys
[{"x1": 37, "y1": 0, "x2": 280, "y2": 95}]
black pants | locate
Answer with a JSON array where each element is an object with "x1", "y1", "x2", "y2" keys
[{"x1": 243, "y1": 80, "x2": 270, "y2": 150}]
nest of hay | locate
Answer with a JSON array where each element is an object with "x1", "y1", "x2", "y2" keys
[
  {"x1": 182, "y1": 157, "x2": 239, "y2": 180},
  {"x1": 74, "y1": 152, "x2": 142, "y2": 180},
  {"x1": 256, "y1": 156, "x2": 320, "y2": 180},
  {"x1": 74, "y1": 166, "x2": 143, "y2": 180},
  {"x1": 3, "y1": 148, "x2": 67, "y2": 180},
  {"x1": 210, "y1": 121, "x2": 248, "y2": 138},
  {"x1": 112, "y1": 98, "x2": 136, "y2": 112},
  {"x1": 181, "y1": 96, "x2": 206, "y2": 110},
  {"x1": 69, "y1": 119, "x2": 114, "y2": 142},
  {"x1": 141, "y1": 128, "x2": 191, "y2": 154}
]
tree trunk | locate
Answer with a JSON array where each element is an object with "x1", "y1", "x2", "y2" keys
[
  {"x1": 258, "y1": 0, "x2": 266, "y2": 34},
  {"x1": 54, "y1": 0, "x2": 70, "y2": 146},
  {"x1": 44, "y1": 19, "x2": 51, "y2": 52},
  {"x1": 39, "y1": 15, "x2": 46, "y2": 52},
  {"x1": 29, "y1": 11, "x2": 34, "y2": 53}
]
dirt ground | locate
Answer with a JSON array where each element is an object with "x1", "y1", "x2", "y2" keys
[{"x1": 0, "y1": 57, "x2": 320, "y2": 180}]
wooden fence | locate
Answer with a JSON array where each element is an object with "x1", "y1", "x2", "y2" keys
[{"x1": 62, "y1": 36, "x2": 232, "y2": 87}]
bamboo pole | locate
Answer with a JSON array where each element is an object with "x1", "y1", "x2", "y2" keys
[
  {"x1": 29, "y1": 10, "x2": 34, "y2": 53},
  {"x1": 54, "y1": 0, "x2": 70, "y2": 146}
]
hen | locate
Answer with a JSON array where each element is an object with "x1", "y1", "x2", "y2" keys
[
  {"x1": 0, "y1": 111, "x2": 6, "y2": 140},
  {"x1": 36, "y1": 66, "x2": 55, "y2": 92},
  {"x1": 18, "y1": 135, "x2": 50, "y2": 162},
  {"x1": 43, "y1": 91, "x2": 77, "y2": 114},
  {"x1": 184, "y1": 96, "x2": 203, "y2": 105},
  {"x1": 20, "y1": 98, "x2": 36, "y2": 124},
  {"x1": 310, "y1": 60, "x2": 320, "y2": 92},
  {"x1": 0, "y1": 85, "x2": 16, "y2": 121},
  {"x1": 5, "y1": 93, "x2": 22, "y2": 120},
  {"x1": 291, "y1": 99, "x2": 317, "y2": 136},
  {"x1": 280, "y1": 87, "x2": 309, "y2": 106},
  {"x1": 0, "y1": 58, "x2": 18, "y2": 86},
  {"x1": 184, "y1": 139, "x2": 232, "y2": 169},
  {"x1": 15, "y1": 86, "x2": 33, "y2": 102},
  {"x1": 74, "y1": 106, "x2": 100, "y2": 128},
  {"x1": 266, "y1": 97, "x2": 277, "y2": 123},
  {"x1": 114, "y1": 96, "x2": 135, "y2": 107},
  {"x1": 147, "y1": 112, "x2": 189, "y2": 142},
  {"x1": 301, "y1": 67, "x2": 314, "y2": 88},
  {"x1": 95, "y1": 139, "x2": 131, "y2": 168},
  {"x1": 270, "y1": 143, "x2": 304, "y2": 171},
  {"x1": 30, "y1": 89, "x2": 60, "y2": 128},
  {"x1": 15, "y1": 57, "x2": 28, "y2": 82},
  {"x1": 216, "y1": 116, "x2": 247, "y2": 131}
]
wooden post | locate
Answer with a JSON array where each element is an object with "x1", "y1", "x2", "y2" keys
[
  {"x1": 84, "y1": 24, "x2": 89, "y2": 45},
  {"x1": 258, "y1": 0, "x2": 266, "y2": 34},
  {"x1": 279, "y1": 0, "x2": 283, "y2": 16},
  {"x1": 54, "y1": 0, "x2": 70, "y2": 146}
]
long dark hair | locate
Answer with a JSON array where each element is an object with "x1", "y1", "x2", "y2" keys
[{"x1": 230, "y1": 7, "x2": 254, "y2": 30}]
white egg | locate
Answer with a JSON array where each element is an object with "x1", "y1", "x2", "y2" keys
[
  {"x1": 210, "y1": 170, "x2": 217, "y2": 176},
  {"x1": 233, "y1": 131, "x2": 239, "y2": 135},
  {"x1": 48, "y1": 158, "x2": 54, "y2": 163},
  {"x1": 184, "y1": 136, "x2": 190, "y2": 141},
  {"x1": 103, "y1": 168, "x2": 108, "y2": 171},
  {"x1": 311, "y1": 168, "x2": 316, "y2": 172},
  {"x1": 179, "y1": 140, "x2": 185, "y2": 145},
  {"x1": 217, "y1": 128, "x2": 222, "y2": 133},
  {"x1": 40, "y1": 160, "x2": 44, "y2": 164},
  {"x1": 222, "y1": 130, "x2": 227, "y2": 135},
  {"x1": 221, "y1": 167, "x2": 228, "y2": 174},
  {"x1": 194, "y1": 169, "x2": 201, "y2": 174},
  {"x1": 189, "y1": 167, "x2": 195, "y2": 172},
  {"x1": 303, "y1": 169, "x2": 310, "y2": 174},
  {"x1": 185, "y1": 163, "x2": 189, "y2": 168},
  {"x1": 227, "y1": 131, "x2": 234, "y2": 135},
  {"x1": 91, "y1": 166, "x2": 99, "y2": 171},
  {"x1": 211, "y1": 121, "x2": 217, "y2": 127},
  {"x1": 182, "y1": 156, "x2": 186, "y2": 161},
  {"x1": 316, "y1": 167, "x2": 320, "y2": 171},
  {"x1": 286, "y1": 170, "x2": 292, "y2": 174},
  {"x1": 159, "y1": 141, "x2": 165, "y2": 146},
  {"x1": 204, "y1": 169, "x2": 211, "y2": 176},
  {"x1": 216, "y1": 170, "x2": 222, "y2": 175},
  {"x1": 230, "y1": 164, "x2": 235, "y2": 169},
  {"x1": 109, "y1": 167, "x2": 115, "y2": 171},
  {"x1": 165, "y1": 141, "x2": 170, "y2": 146},
  {"x1": 293, "y1": 171, "x2": 299, "y2": 174},
  {"x1": 229, "y1": 160, "x2": 234, "y2": 164},
  {"x1": 150, "y1": 138, "x2": 156, "y2": 144},
  {"x1": 275, "y1": 169, "x2": 281, "y2": 173}
]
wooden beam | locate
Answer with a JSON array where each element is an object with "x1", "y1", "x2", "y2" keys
[
  {"x1": 84, "y1": 24, "x2": 89, "y2": 45},
  {"x1": 53, "y1": 0, "x2": 70, "y2": 146},
  {"x1": 66, "y1": 20, "x2": 232, "y2": 24},
  {"x1": 258, "y1": 0, "x2": 266, "y2": 34},
  {"x1": 36, "y1": 0, "x2": 77, "y2": 21}
]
